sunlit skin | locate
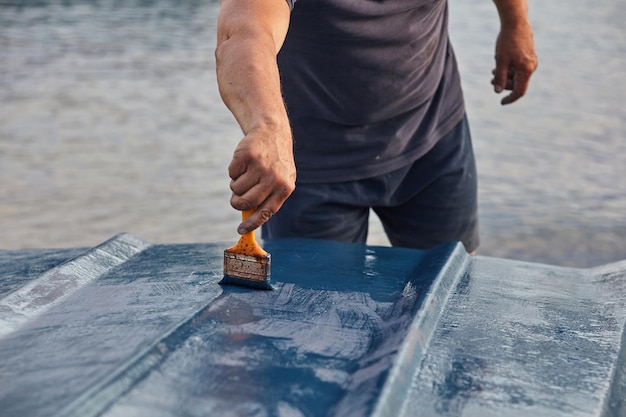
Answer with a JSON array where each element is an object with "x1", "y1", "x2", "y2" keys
[{"x1": 492, "y1": 0, "x2": 539, "y2": 105}]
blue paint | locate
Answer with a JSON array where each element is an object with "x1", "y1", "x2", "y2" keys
[
  {"x1": 0, "y1": 247, "x2": 86, "y2": 298},
  {"x1": 0, "y1": 234, "x2": 625, "y2": 417}
]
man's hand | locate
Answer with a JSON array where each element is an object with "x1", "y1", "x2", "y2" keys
[
  {"x1": 215, "y1": 0, "x2": 292, "y2": 234},
  {"x1": 492, "y1": 0, "x2": 538, "y2": 105},
  {"x1": 228, "y1": 124, "x2": 296, "y2": 235}
]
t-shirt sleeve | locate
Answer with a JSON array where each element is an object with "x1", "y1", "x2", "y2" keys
[{"x1": 285, "y1": 0, "x2": 296, "y2": 10}]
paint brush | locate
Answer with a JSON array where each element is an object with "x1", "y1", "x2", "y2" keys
[{"x1": 220, "y1": 209, "x2": 272, "y2": 290}]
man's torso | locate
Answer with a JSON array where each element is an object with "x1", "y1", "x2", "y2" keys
[{"x1": 279, "y1": 0, "x2": 465, "y2": 182}]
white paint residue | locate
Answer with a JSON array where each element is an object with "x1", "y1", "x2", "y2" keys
[{"x1": 0, "y1": 233, "x2": 150, "y2": 338}]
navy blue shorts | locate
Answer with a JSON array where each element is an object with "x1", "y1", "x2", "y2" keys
[{"x1": 262, "y1": 114, "x2": 479, "y2": 253}]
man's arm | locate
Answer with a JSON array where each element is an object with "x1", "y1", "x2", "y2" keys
[
  {"x1": 215, "y1": 0, "x2": 296, "y2": 235},
  {"x1": 491, "y1": 0, "x2": 539, "y2": 105}
]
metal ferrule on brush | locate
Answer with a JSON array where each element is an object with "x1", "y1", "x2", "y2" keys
[{"x1": 223, "y1": 251, "x2": 271, "y2": 283}]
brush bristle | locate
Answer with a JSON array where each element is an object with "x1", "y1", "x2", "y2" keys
[{"x1": 219, "y1": 274, "x2": 273, "y2": 290}]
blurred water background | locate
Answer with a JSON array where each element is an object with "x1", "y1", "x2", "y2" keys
[{"x1": 1, "y1": 0, "x2": 624, "y2": 268}]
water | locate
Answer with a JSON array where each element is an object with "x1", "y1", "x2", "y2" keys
[{"x1": 1, "y1": 0, "x2": 624, "y2": 267}]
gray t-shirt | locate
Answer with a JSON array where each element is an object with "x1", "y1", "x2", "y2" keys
[{"x1": 279, "y1": 0, "x2": 465, "y2": 183}]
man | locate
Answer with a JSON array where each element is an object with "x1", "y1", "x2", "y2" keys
[{"x1": 215, "y1": 0, "x2": 538, "y2": 253}]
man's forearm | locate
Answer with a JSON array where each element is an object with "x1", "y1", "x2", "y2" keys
[
  {"x1": 215, "y1": 0, "x2": 291, "y2": 137},
  {"x1": 214, "y1": 0, "x2": 296, "y2": 234},
  {"x1": 492, "y1": 0, "x2": 531, "y2": 28}
]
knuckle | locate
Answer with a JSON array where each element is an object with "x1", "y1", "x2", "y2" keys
[
  {"x1": 229, "y1": 196, "x2": 240, "y2": 210},
  {"x1": 230, "y1": 195, "x2": 253, "y2": 211},
  {"x1": 271, "y1": 178, "x2": 295, "y2": 201},
  {"x1": 281, "y1": 182, "x2": 296, "y2": 198},
  {"x1": 229, "y1": 180, "x2": 238, "y2": 194},
  {"x1": 258, "y1": 208, "x2": 275, "y2": 222}
]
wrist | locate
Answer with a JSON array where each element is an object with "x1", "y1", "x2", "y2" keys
[{"x1": 248, "y1": 117, "x2": 292, "y2": 142}]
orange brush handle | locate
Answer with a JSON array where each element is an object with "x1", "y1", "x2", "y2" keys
[{"x1": 227, "y1": 209, "x2": 268, "y2": 257}]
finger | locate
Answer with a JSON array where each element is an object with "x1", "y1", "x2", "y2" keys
[
  {"x1": 228, "y1": 156, "x2": 247, "y2": 181},
  {"x1": 231, "y1": 168, "x2": 294, "y2": 210},
  {"x1": 237, "y1": 205, "x2": 276, "y2": 235},
  {"x1": 228, "y1": 143, "x2": 257, "y2": 181},
  {"x1": 236, "y1": 176, "x2": 294, "y2": 234},
  {"x1": 491, "y1": 77, "x2": 515, "y2": 91},
  {"x1": 230, "y1": 172, "x2": 259, "y2": 197},
  {"x1": 230, "y1": 181, "x2": 269, "y2": 212},
  {"x1": 236, "y1": 191, "x2": 288, "y2": 234},
  {"x1": 492, "y1": 62, "x2": 509, "y2": 93},
  {"x1": 501, "y1": 71, "x2": 530, "y2": 105}
]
